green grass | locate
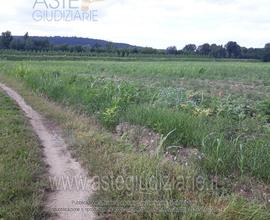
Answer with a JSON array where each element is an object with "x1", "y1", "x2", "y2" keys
[
  {"x1": 1, "y1": 60, "x2": 269, "y2": 181},
  {"x1": 0, "y1": 92, "x2": 47, "y2": 219},
  {"x1": 1, "y1": 73, "x2": 270, "y2": 219},
  {"x1": 1, "y1": 58, "x2": 270, "y2": 214},
  {"x1": 1, "y1": 59, "x2": 270, "y2": 82}
]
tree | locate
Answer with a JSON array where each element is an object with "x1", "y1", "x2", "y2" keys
[
  {"x1": 131, "y1": 47, "x2": 138, "y2": 54},
  {"x1": 70, "y1": 45, "x2": 84, "y2": 53},
  {"x1": 139, "y1": 47, "x2": 157, "y2": 54},
  {"x1": 106, "y1": 42, "x2": 114, "y2": 52},
  {"x1": 0, "y1": 31, "x2": 13, "y2": 49},
  {"x1": 265, "y1": 43, "x2": 270, "y2": 50},
  {"x1": 24, "y1": 32, "x2": 29, "y2": 42},
  {"x1": 240, "y1": 47, "x2": 248, "y2": 57},
  {"x1": 25, "y1": 38, "x2": 34, "y2": 50},
  {"x1": 197, "y1": 43, "x2": 211, "y2": 55},
  {"x1": 166, "y1": 46, "x2": 177, "y2": 55},
  {"x1": 91, "y1": 43, "x2": 101, "y2": 52},
  {"x1": 58, "y1": 44, "x2": 70, "y2": 51},
  {"x1": 225, "y1": 41, "x2": 241, "y2": 58},
  {"x1": 10, "y1": 39, "x2": 25, "y2": 50},
  {"x1": 210, "y1": 44, "x2": 226, "y2": 58},
  {"x1": 263, "y1": 43, "x2": 270, "y2": 62},
  {"x1": 182, "y1": 44, "x2": 197, "y2": 53},
  {"x1": 32, "y1": 38, "x2": 50, "y2": 51}
]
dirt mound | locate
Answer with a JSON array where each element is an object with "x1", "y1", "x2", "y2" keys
[
  {"x1": 116, "y1": 122, "x2": 202, "y2": 165},
  {"x1": 116, "y1": 122, "x2": 161, "y2": 155}
]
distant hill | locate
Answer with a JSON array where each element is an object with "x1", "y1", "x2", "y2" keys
[{"x1": 14, "y1": 36, "x2": 138, "y2": 49}]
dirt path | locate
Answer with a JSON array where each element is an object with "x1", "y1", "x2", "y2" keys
[{"x1": 0, "y1": 83, "x2": 96, "y2": 220}]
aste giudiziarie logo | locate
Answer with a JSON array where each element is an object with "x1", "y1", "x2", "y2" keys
[{"x1": 32, "y1": 0, "x2": 103, "y2": 22}]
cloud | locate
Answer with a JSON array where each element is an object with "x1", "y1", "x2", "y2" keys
[{"x1": 0, "y1": 0, "x2": 269, "y2": 48}]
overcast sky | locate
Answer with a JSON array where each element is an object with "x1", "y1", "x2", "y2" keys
[{"x1": 0, "y1": 0, "x2": 269, "y2": 49}]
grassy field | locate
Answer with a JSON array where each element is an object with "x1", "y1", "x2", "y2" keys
[
  {"x1": 0, "y1": 59, "x2": 270, "y2": 219},
  {"x1": 0, "y1": 91, "x2": 47, "y2": 219}
]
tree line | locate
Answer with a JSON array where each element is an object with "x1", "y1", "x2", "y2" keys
[{"x1": 1, "y1": 31, "x2": 270, "y2": 61}]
